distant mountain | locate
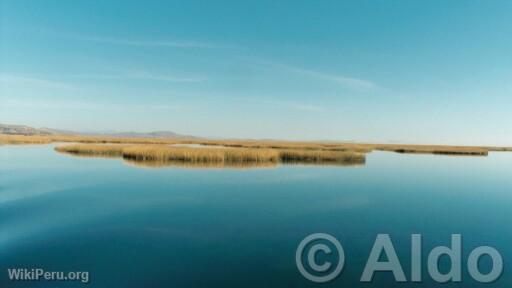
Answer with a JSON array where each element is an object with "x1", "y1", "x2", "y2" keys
[
  {"x1": 0, "y1": 123, "x2": 56, "y2": 135},
  {"x1": 0, "y1": 123, "x2": 198, "y2": 139}
]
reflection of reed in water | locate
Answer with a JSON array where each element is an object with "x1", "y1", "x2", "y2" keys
[
  {"x1": 125, "y1": 159, "x2": 363, "y2": 169},
  {"x1": 55, "y1": 144, "x2": 367, "y2": 169},
  {"x1": 281, "y1": 161, "x2": 366, "y2": 168},
  {"x1": 124, "y1": 159, "x2": 278, "y2": 169}
]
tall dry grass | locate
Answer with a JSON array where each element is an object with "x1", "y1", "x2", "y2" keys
[
  {"x1": 194, "y1": 139, "x2": 373, "y2": 153},
  {"x1": 0, "y1": 135, "x2": 53, "y2": 144},
  {"x1": 54, "y1": 144, "x2": 365, "y2": 166},
  {"x1": 4, "y1": 133, "x2": 510, "y2": 156},
  {"x1": 279, "y1": 150, "x2": 365, "y2": 164},
  {"x1": 114, "y1": 145, "x2": 279, "y2": 163},
  {"x1": 373, "y1": 144, "x2": 489, "y2": 156},
  {"x1": 1, "y1": 134, "x2": 372, "y2": 152},
  {"x1": 0, "y1": 134, "x2": 182, "y2": 145},
  {"x1": 55, "y1": 144, "x2": 126, "y2": 157}
]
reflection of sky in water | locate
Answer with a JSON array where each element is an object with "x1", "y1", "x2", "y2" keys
[{"x1": 1, "y1": 145, "x2": 512, "y2": 287}]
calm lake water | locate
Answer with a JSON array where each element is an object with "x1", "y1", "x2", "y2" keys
[{"x1": 1, "y1": 144, "x2": 511, "y2": 287}]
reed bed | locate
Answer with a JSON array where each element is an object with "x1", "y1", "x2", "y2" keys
[
  {"x1": 55, "y1": 144, "x2": 126, "y2": 157},
  {"x1": 122, "y1": 146, "x2": 279, "y2": 163},
  {"x1": 373, "y1": 144, "x2": 489, "y2": 156},
  {"x1": 0, "y1": 134, "x2": 181, "y2": 145},
  {"x1": 485, "y1": 147, "x2": 512, "y2": 152},
  {"x1": 278, "y1": 150, "x2": 366, "y2": 164},
  {"x1": 194, "y1": 139, "x2": 373, "y2": 153},
  {"x1": 54, "y1": 144, "x2": 365, "y2": 167},
  {"x1": 0, "y1": 134, "x2": 53, "y2": 144},
  {"x1": 5, "y1": 133, "x2": 511, "y2": 156},
  {"x1": 1, "y1": 134, "x2": 372, "y2": 152}
]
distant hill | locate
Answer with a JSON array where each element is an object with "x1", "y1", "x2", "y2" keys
[
  {"x1": 0, "y1": 123, "x2": 198, "y2": 139},
  {"x1": 0, "y1": 124, "x2": 56, "y2": 135}
]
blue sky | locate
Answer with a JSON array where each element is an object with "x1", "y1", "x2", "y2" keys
[{"x1": 1, "y1": 0, "x2": 511, "y2": 145}]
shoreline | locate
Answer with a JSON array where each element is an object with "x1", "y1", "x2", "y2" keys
[{"x1": 1, "y1": 134, "x2": 510, "y2": 158}]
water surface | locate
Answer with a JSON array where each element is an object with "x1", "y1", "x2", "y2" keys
[{"x1": 1, "y1": 145, "x2": 511, "y2": 287}]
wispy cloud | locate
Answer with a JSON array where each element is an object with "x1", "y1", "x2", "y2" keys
[
  {"x1": 1, "y1": 99, "x2": 184, "y2": 111},
  {"x1": 253, "y1": 99, "x2": 324, "y2": 112},
  {"x1": 74, "y1": 35, "x2": 219, "y2": 49},
  {"x1": 19, "y1": 28, "x2": 223, "y2": 48},
  {"x1": 70, "y1": 70, "x2": 205, "y2": 83},
  {"x1": 0, "y1": 74, "x2": 73, "y2": 90},
  {"x1": 282, "y1": 65, "x2": 380, "y2": 92},
  {"x1": 1, "y1": 99, "x2": 110, "y2": 111},
  {"x1": 129, "y1": 71, "x2": 205, "y2": 83},
  {"x1": 252, "y1": 59, "x2": 381, "y2": 92}
]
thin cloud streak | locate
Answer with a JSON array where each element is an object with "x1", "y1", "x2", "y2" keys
[
  {"x1": 75, "y1": 35, "x2": 219, "y2": 48},
  {"x1": 284, "y1": 66, "x2": 380, "y2": 91},
  {"x1": 0, "y1": 74, "x2": 74, "y2": 90},
  {"x1": 71, "y1": 71, "x2": 206, "y2": 83},
  {"x1": 253, "y1": 99, "x2": 324, "y2": 112},
  {"x1": 252, "y1": 59, "x2": 381, "y2": 92},
  {"x1": 1, "y1": 99, "x2": 185, "y2": 111}
]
